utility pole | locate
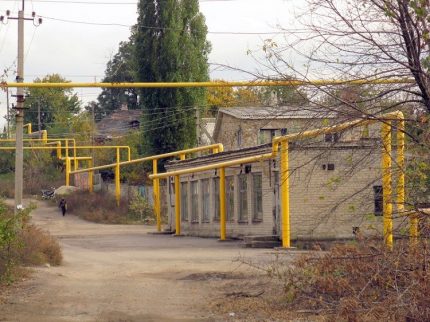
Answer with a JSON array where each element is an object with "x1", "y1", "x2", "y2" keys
[{"x1": 1, "y1": 3, "x2": 42, "y2": 212}]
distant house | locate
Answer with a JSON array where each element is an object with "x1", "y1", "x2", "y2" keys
[{"x1": 96, "y1": 108, "x2": 142, "y2": 141}]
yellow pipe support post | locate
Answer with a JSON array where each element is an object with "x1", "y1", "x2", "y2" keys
[
  {"x1": 219, "y1": 167, "x2": 226, "y2": 240},
  {"x1": 115, "y1": 148, "x2": 121, "y2": 206},
  {"x1": 280, "y1": 140, "x2": 291, "y2": 248},
  {"x1": 65, "y1": 140, "x2": 69, "y2": 158},
  {"x1": 153, "y1": 159, "x2": 161, "y2": 232},
  {"x1": 179, "y1": 153, "x2": 185, "y2": 161},
  {"x1": 174, "y1": 175, "x2": 181, "y2": 236},
  {"x1": 410, "y1": 212, "x2": 419, "y2": 247},
  {"x1": 42, "y1": 130, "x2": 48, "y2": 143},
  {"x1": 24, "y1": 123, "x2": 32, "y2": 134},
  {"x1": 397, "y1": 117, "x2": 405, "y2": 214},
  {"x1": 381, "y1": 122, "x2": 393, "y2": 250},
  {"x1": 88, "y1": 159, "x2": 94, "y2": 193},
  {"x1": 73, "y1": 141, "x2": 78, "y2": 171},
  {"x1": 65, "y1": 157, "x2": 71, "y2": 186}
]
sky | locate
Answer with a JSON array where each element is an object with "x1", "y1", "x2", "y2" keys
[{"x1": 0, "y1": 0, "x2": 302, "y2": 127}]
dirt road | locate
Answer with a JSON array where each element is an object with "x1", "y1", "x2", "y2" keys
[{"x1": 0, "y1": 200, "x2": 285, "y2": 322}]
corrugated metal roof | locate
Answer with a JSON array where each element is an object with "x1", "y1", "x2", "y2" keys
[{"x1": 218, "y1": 106, "x2": 338, "y2": 120}]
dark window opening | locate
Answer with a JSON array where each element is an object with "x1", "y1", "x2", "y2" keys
[
  {"x1": 322, "y1": 163, "x2": 335, "y2": 171},
  {"x1": 373, "y1": 185, "x2": 383, "y2": 216},
  {"x1": 325, "y1": 132, "x2": 340, "y2": 143}
]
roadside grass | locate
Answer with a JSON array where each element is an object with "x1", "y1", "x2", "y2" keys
[
  {"x1": 0, "y1": 200, "x2": 62, "y2": 285},
  {"x1": 213, "y1": 238, "x2": 430, "y2": 321},
  {"x1": 63, "y1": 190, "x2": 155, "y2": 225},
  {"x1": 0, "y1": 172, "x2": 64, "y2": 199}
]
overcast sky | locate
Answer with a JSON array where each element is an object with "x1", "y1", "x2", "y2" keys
[{"x1": 0, "y1": 0, "x2": 301, "y2": 127}]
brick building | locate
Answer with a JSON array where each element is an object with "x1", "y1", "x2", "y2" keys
[{"x1": 164, "y1": 140, "x2": 394, "y2": 241}]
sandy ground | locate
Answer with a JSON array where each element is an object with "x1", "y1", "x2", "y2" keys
[{"x1": 0, "y1": 200, "x2": 294, "y2": 322}]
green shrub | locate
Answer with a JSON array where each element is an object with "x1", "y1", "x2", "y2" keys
[
  {"x1": 0, "y1": 201, "x2": 62, "y2": 284},
  {"x1": 128, "y1": 191, "x2": 155, "y2": 223}
]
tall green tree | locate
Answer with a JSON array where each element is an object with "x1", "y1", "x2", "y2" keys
[
  {"x1": 136, "y1": 0, "x2": 210, "y2": 156},
  {"x1": 24, "y1": 74, "x2": 80, "y2": 131},
  {"x1": 96, "y1": 32, "x2": 139, "y2": 121}
]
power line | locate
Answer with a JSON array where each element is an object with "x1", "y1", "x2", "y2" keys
[
  {"x1": 38, "y1": 15, "x2": 287, "y2": 35},
  {"x1": 1, "y1": 0, "x2": 237, "y2": 4}
]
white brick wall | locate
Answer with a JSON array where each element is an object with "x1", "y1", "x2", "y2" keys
[{"x1": 164, "y1": 142, "x2": 402, "y2": 241}]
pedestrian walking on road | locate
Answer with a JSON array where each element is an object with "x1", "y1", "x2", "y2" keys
[{"x1": 59, "y1": 198, "x2": 67, "y2": 216}]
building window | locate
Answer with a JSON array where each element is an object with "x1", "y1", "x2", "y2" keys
[
  {"x1": 226, "y1": 176, "x2": 235, "y2": 221},
  {"x1": 238, "y1": 174, "x2": 248, "y2": 222},
  {"x1": 373, "y1": 185, "x2": 383, "y2": 216},
  {"x1": 237, "y1": 128, "x2": 242, "y2": 148},
  {"x1": 201, "y1": 179, "x2": 210, "y2": 223},
  {"x1": 258, "y1": 128, "x2": 288, "y2": 144},
  {"x1": 324, "y1": 132, "x2": 340, "y2": 143},
  {"x1": 213, "y1": 177, "x2": 220, "y2": 221},
  {"x1": 322, "y1": 163, "x2": 335, "y2": 171},
  {"x1": 253, "y1": 173, "x2": 263, "y2": 221},
  {"x1": 191, "y1": 181, "x2": 199, "y2": 223},
  {"x1": 180, "y1": 182, "x2": 188, "y2": 222}
]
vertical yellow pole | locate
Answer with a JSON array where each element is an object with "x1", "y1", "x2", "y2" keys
[
  {"x1": 65, "y1": 139, "x2": 69, "y2": 159},
  {"x1": 219, "y1": 167, "x2": 226, "y2": 240},
  {"x1": 42, "y1": 130, "x2": 47, "y2": 143},
  {"x1": 73, "y1": 140, "x2": 77, "y2": 171},
  {"x1": 127, "y1": 147, "x2": 131, "y2": 161},
  {"x1": 115, "y1": 147, "x2": 121, "y2": 206},
  {"x1": 410, "y1": 212, "x2": 418, "y2": 247},
  {"x1": 179, "y1": 153, "x2": 185, "y2": 161},
  {"x1": 174, "y1": 175, "x2": 181, "y2": 236},
  {"x1": 153, "y1": 159, "x2": 161, "y2": 232},
  {"x1": 397, "y1": 117, "x2": 405, "y2": 214},
  {"x1": 382, "y1": 122, "x2": 393, "y2": 249},
  {"x1": 280, "y1": 140, "x2": 290, "y2": 248},
  {"x1": 56, "y1": 142, "x2": 61, "y2": 159},
  {"x1": 65, "y1": 157, "x2": 70, "y2": 186},
  {"x1": 88, "y1": 159, "x2": 94, "y2": 193}
]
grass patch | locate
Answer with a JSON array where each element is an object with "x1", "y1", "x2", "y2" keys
[{"x1": 64, "y1": 190, "x2": 155, "y2": 224}]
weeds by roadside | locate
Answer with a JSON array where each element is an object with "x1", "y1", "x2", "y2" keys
[
  {"x1": 64, "y1": 190, "x2": 155, "y2": 224},
  {"x1": 273, "y1": 240, "x2": 430, "y2": 321},
  {"x1": 0, "y1": 200, "x2": 62, "y2": 285}
]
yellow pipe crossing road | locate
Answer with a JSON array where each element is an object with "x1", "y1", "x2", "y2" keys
[{"x1": 3, "y1": 79, "x2": 415, "y2": 89}]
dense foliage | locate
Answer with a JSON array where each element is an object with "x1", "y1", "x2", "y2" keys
[
  {"x1": 136, "y1": 0, "x2": 210, "y2": 157},
  {"x1": 24, "y1": 74, "x2": 80, "y2": 132}
]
